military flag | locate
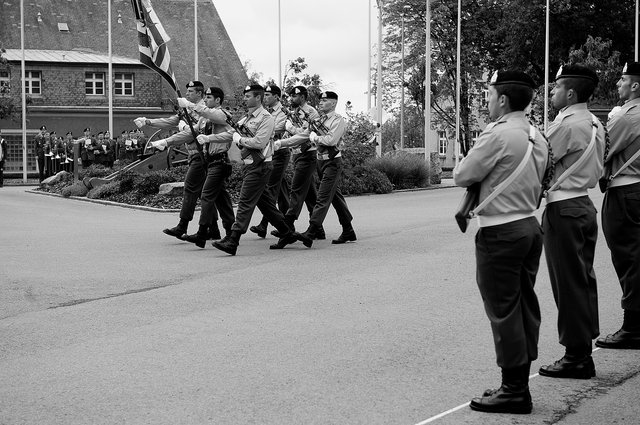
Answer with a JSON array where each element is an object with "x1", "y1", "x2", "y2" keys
[{"x1": 131, "y1": 0, "x2": 177, "y2": 92}]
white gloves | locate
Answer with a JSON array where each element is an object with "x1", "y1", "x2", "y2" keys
[
  {"x1": 309, "y1": 131, "x2": 319, "y2": 143},
  {"x1": 196, "y1": 134, "x2": 209, "y2": 145},
  {"x1": 150, "y1": 139, "x2": 167, "y2": 151},
  {"x1": 177, "y1": 97, "x2": 194, "y2": 109},
  {"x1": 285, "y1": 120, "x2": 294, "y2": 133},
  {"x1": 178, "y1": 120, "x2": 189, "y2": 132},
  {"x1": 134, "y1": 117, "x2": 147, "y2": 128},
  {"x1": 608, "y1": 106, "x2": 622, "y2": 120},
  {"x1": 273, "y1": 140, "x2": 282, "y2": 151},
  {"x1": 232, "y1": 132, "x2": 242, "y2": 145}
]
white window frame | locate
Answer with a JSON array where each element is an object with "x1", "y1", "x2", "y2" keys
[
  {"x1": 481, "y1": 89, "x2": 489, "y2": 108},
  {"x1": 25, "y1": 70, "x2": 41, "y2": 95},
  {"x1": 85, "y1": 72, "x2": 105, "y2": 95},
  {"x1": 114, "y1": 73, "x2": 134, "y2": 96},
  {"x1": 438, "y1": 130, "x2": 448, "y2": 155},
  {"x1": 0, "y1": 70, "x2": 9, "y2": 95}
]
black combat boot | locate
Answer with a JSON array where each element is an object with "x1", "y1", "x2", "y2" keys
[
  {"x1": 163, "y1": 219, "x2": 188, "y2": 239},
  {"x1": 249, "y1": 222, "x2": 267, "y2": 238},
  {"x1": 331, "y1": 224, "x2": 357, "y2": 244},
  {"x1": 271, "y1": 215, "x2": 295, "y2": 238},
  {"x1": 596, "y1": 310, "x2": 640, "y2": 349},
  {"x1": 212, "y1": 230, "x2": 241, "y2": 255},
  {"x1": 470, "y1": 364, "x2": 532, "y2": 414},
  {"x1": 539, "y1": 345, "x2": 595, "y2": 379},
  {"x1": 314, "y1": 225, "x2": 326, "y2": 240},
  {"x1": 207, "y1": 222, "x2": 222, "y2": 240},
  {"x1": 183, "y1": 225, "x2": 209, "y2": 249},
  {"x1": 269, "y1": 219, "x2": 306, "y2": 249}
]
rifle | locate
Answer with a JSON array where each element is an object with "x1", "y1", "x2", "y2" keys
[
  {"x1": 174, "y1": 91, "x2": 206, "y2": 163},
  {"x1": 221, "y1": 109, "x2": 255, "y2": 137}
]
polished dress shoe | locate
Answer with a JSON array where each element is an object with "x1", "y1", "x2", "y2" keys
[
  {"x1": 212, "y1": 231, "x2": 240, "y2": 256},
  {"x1": 250, "y1": 224, "x2": 267, "y2": 238},
  {"x1": 539, "y1": 356, "x2": 595, "y2": 379},
  {"x1": 595, "y1": 329, "x2": 640, "y2": 349},
  {"x1": 270, "y1": 229, "x2": 282, "y2": 238},
  {"x1": 470, "y1": 386, "x2": 532, "y2": 414},
  {"x1": 207, "y1": 226, "x2": 222, "y2": 240},
  {"x1": 314, "y1": 226, "x2": 326, "y2": 240},
  {"x1": 163, "y1": 226, "x2": 187, "y2": 239},
  {"x1": 331, "y1": 229, "x2": 357, "y2": 244},
  {"x1": 183, "y1": 233, "x2": 207, "y2": 249},
  {"x1": 269, "y1": 232, "x2": 298, "y2": 250}
]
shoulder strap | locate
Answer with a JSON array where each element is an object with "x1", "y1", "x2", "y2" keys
[
  {"x1": 472, "y1": 125, "x2": 536, "y2": 216},
  {"x1": 547, "y1": 114, "x2": 599, "y2": 193},
  {"x1": 609, "y1": 139, "x2": 640, "y2": 181}
]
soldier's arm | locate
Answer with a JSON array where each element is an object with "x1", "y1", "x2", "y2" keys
[
  {"x1": 606, "y1": 113, "x2": 637, "y2": 162},
  {"x1": 453, "y1": 132, "x2": 501, "y2": 187},
  {"x1": 238, "y1": 115, "x2": 274, "y2": 150},
  {"x1": 146, "y1": 115, "x2": 181, "y2": 129},
  {"x1": 314, "y1": 117, "x2": 346, "y2": 147},
  {"x1": 193, "y1": 105, "x2": 228, "y2": 125},
  {"x1": 205, "y1": 125, "x2": 233, "y2": 144}
]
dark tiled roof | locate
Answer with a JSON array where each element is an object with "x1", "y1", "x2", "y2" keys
[{"x1": 0, "y1": 0, "x2": 247, "y2": 95}]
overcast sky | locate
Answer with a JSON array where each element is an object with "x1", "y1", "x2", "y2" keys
[{"x1": 214, "y1": 0, "x2": 374, "y2": 115}]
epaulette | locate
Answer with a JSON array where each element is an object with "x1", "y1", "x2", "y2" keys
[
  {"x1": 483, "y1": 121, "x2": 503, "y2": 132},
  {"x1": 624, "y1": 103, "x2": 639, "y2": 114}
]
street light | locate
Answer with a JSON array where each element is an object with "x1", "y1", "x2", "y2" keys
[
  {"x1": 375, "y1": 0, "x2": 383, "y2": 157},
  {"x1": 400, "y1": 4, "x2": 411, "y2": 150}
]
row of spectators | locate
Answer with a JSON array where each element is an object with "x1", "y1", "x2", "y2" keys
[{"x1": 34, "y1": 125, "x2": 149, "y2": 181}]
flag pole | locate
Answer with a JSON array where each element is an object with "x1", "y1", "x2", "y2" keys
[
  {"x1": 278, "y1": 0, "x2": 282, "y2": 88},
  {"x1": 108, "y1": 0, "x2": 114, "y2": 140},
  {"x1": 194, "y1": 0, "x2": 198, "y2": 79},
  {"x1": 424, "y1": 0, "x2": 431, "y2": 169},
  {"x1": 21, "y1": 0, "x2": 27, "y2": 182},
  {"x1": 544, "y1": 0, "x2": 550, "y2": 133},
  {"x1": 454, "y1": 0, "x2": 461, "y2": 167}
]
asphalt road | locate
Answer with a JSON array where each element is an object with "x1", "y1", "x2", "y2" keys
[{"x1": 0, "y1": 184, "x2": 639, "y2": 425}]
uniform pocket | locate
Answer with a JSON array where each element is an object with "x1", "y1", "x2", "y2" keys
[
  {"x1": 559, "y1": 207, "x2": 587, "y2": 218},
  {"x1": 623, "y1": 192, "x2": 640, "y2": 224}
]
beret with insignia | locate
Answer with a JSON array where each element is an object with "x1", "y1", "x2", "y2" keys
[
  {"x1": 186, "y1": 80, "x2": 204, "y2": 89},
  {"x1": 265, "y1": 85, "x2": 282, "y2": 96},
  {"x1": 555, "y1": 64, "x2": 598, "y2": 84},
  {"x1": 40, "y1": 125, "x2": 47, "y2": 131},
  {"x1": 244, "y1": 84, "x2": 264, "y2": 93},
  {"x1": 84, "y1": 127, "x2": 91, "y2": 132},
  {"x1": 622, "y1": 62, "x2": 640, "y2": 76},
  {"x1": 320, "y1": 91, "x2": 338, "y2": 100},
  {"x1": 291, "y1": 85, "x2": 308, "y2": 96},
  {"x1": 66, "y1": 131, "x2": 73, "y2": 136},
  {"x1": 490, "y1": 70, "x2": 536, "y2": 88}
]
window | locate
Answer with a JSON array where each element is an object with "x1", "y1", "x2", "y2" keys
[
  {"x1": 481, "y1": 89, "x2": 489, "y2": 108},
  {"x1": 25, "y1": 71, "x2": 41, "y2": 95},
  {"x1": 438, "y1": 131, "x2": 448, "y2": 155},
  {"x1": 85, "y1": 72, "x2": 105, "y2": 95},
  {"x1": 114, "y1": 73, "x2": 134, "y2": 96},
  {"x1": 470, "y1": 131, "x2": 481, "y2": 150},
  {"x1": 0, "y1": 70, "x2": 9, "y2": 95}
]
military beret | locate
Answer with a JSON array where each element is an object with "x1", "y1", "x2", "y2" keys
[
  {"x1": 489, "y1": 70, "x2": 536, "y2": 88},
  {"x1": 121, "y1": 130, "x2": 127, "y2": 135},
  {"x1": 205, "y1": 86, "x2": 224, "y2": 96},
  {"x1": 39, "y1": 125, "x2": 47, "y2": 131},
  {"x1": 265, "y1": 85, "x2": 281, "y2": 96},
  {"x1": 622, "y1": 62, "x2": 640, "y2": 76},
  {"x1": 291, "y1": 86, "x2": 308, "y2": 96},
  {"x1": 50, "y1": 131, "x2": 57, "y2": 135},
  {"x1": 244, "y1": 84, "x2": 264, "y2": 93},
  {"x1": 555, "y1": 64, "x2": 598, "y2": 84},
  {"x1": 66, "y1": 131, "x2": 73, "y2": 136},
  {"x1": 320, "y1": 91, "x2": 338, "y2": 100},
  {"x1": 186, "y1": 80, "x2": 204, "y2": 89},
  {"x1": 83, "y1": 127, "x2": 91, "y2": 132}
]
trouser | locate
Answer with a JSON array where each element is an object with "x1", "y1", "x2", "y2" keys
[
  {"x1": 285, "y1": 150, "x2": 318, "y2": 223},
  {"x1": 198, "y1": 161, "x2": 235, "y2": 231},
  {"x1": 0, "y1": 160, "x2": 4, "y2": 187},
  {"x1": 180, "y1": 155, "x2": 216, "y2": 223},
  {"x1": 232, "y1": 161, "x2": 290, "y2": 234},
  {"x1": 543, "y1": 196, "x2": 599, "y2": 352},
  {"x1": 476, "y1": 217, "x2": 543, "y2": 368},
  {"x1": 602, "y1": 182, "x2": 640, "y2": 311},
  {"x1": 259, "y1": 148, "x2": 291, "y2": 226},
  {"x1": 37, "y1": 156, "x2": 45, "y2": 182},
  {"x1": 309, "y1": 157, "x2": 353, "y2": 229}
]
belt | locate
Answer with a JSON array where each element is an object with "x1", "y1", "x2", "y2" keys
[
  {"x1": 546, "y1": 189, "x2": 588, "y2": 203},
  {"x1": 317, "y1": 152, "x2": 342, "y2": 161},
  {"x1": 609, "y1": 175, "x2": 640, "y2": 188},
  {"x1": 207, "y1": 152, "x2": 228, "y2": 162}
]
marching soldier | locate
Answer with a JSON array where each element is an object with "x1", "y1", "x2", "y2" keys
[
  {"x1": 135, "y1": 80, "x2": 225, "y2": 241},
  {"x1": 454, "y1": 70, "x2": 550, "y2": 414},
  {"x1": 0, "y1": 136, "x2": 6, "y2": 188},
  {"x1": 250, "y1": 84, "x2": 292, "y2": 238},
  {"x1": 538, "y1": 65, "x2": 605, "y2": 379},
  {"x1": 177, "y1": 86, "x2": 236, "y2": 248},
  {"x1": 298, "y1": 91, "x2": 356, "y2": 244},
  {"x1": 274, "y1": 86, "x2": 323, "y2": 238},
  {"x1": 212, "y1": 84, "x2": 308, "y2": 256},
  {"x1": 597, "y1": 62, "x2": 640, "y2": 350},
  {"x1": 34, "y1": 125, "x2": 46, "y2": 182}
]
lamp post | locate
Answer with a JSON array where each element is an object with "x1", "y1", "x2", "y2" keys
[
  {"x1": 424, "y1": 0, "x2": 431, "y2": 168},
  {"x1": 400, "y1": 4, "x2": 411, "y2": 150},
  {"x1": 368, "y1": 0, "x2": 372, "y2": 112},
  {"x1": 375, "y1": 0, "x2": 383, "y2": 157}
]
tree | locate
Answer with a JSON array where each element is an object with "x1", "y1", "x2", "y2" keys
[{"x1": 0, "y1": 47, "x2": 21, "y2": 122}]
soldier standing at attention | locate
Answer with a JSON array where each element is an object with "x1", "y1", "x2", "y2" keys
[
  {"x1": 34, "y1": 125, "x2": 46, "y2": 182},
  {"x1": 249, "y1": 84, "x2": 291, "y2": 238},
  {"x1": 454, "y1": 70, "x2": 550, "y2": 414},
  {"x1": 537, "y1": 64, "x2": 604, "y2": 379},
  {"x1": 135, "y1": 80, "x2": 224, "y2": 241},
  {"x1": 298, "y1": 91, "x2": 356, "y2": 245},
  {"x1": 178, "y1": 86, "x2": 236, "y2": 248},
  {"x1": 212, "y1": 85, "x2": 307, "y2": 256},
  {"x1": 596, "y1": 62, "x2": 640, "y2": 350}
]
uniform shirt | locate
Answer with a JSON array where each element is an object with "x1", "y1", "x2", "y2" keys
[
  {"x1": 147, "y1": 99, "x2": 207, "y2": 153},
  {"x1": 192, "y1": 105, "x2": 232, "y2": 155},
  {"x1": 453, "y1": 111, "x2": 550, "y2": 227},
  {"x1": 606, "y1": 97, "x2": 640, "y2": 187},
  {"x1": 315, "y1": 111, "x2": 346, "y2": 158},
  {"x1": 279, "y1": 103, "x2": 320, "y2": 150},
  {"x1": 546, "y1": 103, "x2": 605, "y2": 203},
  {"x1": 34, "y1": 134, "x2": 45, "y2": 157},
  {"x1": 269, "y1": 102, "x2": 287, "y2": 139},
  {"x1": 236, "y1": 105, "x2": 275, "y2": 160}
]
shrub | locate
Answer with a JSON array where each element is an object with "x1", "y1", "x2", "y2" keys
[
  {"x1": 340, "y1": 165, "x2": 392, "y2": 195},
  {"x1": 342, "y1": 112, "x2": 377, "y2": 168},
  {"x1": 78, "y1": 163, "x2": 111, "y2": 180},
  {"x1": 61, "y1": 181, "x2": 89, "y2": 197},
  {"x1": 135, "y1": 169, "x2": 179, "y2": 196},
  {"x1": 87, "y1": 180, "x2": 121, "y2": 199},
  {"x1": 367, "y1": 152, "x2": 429, "y2": 189}
]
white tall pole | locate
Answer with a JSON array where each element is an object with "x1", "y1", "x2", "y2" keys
[
  {"x1": 544, "y1": 0, "x2": 550, "y2": 133},
  {"x1": 454, "y1": 0, "x2": 461, "y2": 167},
  {"x1": 367, "y1": 0, "x2": 372, "y2": 112},
  {"x1": 424, "y1": 0, "x2": 431, "y2": 168},
  {"x1": 194, "y1": 0, "x2": 198, "y2": 79},
  {"x1": 636, "y1": 0, "x2": 639, "y2": 61},
  {"x1": 20, "y1": 0, "x2": 27, "y2": 182},
  {"x1": 400, "y1": 12, "x2": 405, "y2": 150},
  {"x1": 376, "y1": 0, "x2": 383, "y2": 157},
  {"x1": 278, "y1": 0, "x2": 282, "y2": 87},
  {"x1": 108, "y1": 0, "x2": 114, "y2": 139}
]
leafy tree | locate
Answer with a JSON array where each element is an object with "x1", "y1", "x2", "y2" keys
[{"x1": 0, "y1": 47, "x2": 21, "y2": 121}]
